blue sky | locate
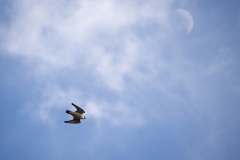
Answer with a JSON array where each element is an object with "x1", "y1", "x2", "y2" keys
[{"x1": 0, "y1": 0, "x2": 240, "y2": 159}]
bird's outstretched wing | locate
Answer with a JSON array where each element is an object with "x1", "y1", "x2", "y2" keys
[
  {"x1": 64, "y1": 118, "x2": 81, "y2": 124},
  {"x1": 72, "y1": 103, "x2": 85, "y2": 113}
]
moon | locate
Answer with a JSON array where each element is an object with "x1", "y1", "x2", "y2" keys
[{"x1": 176, "y1": 9, "x2": 194, "y2": 34}]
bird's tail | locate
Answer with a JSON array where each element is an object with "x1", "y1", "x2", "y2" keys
[{"x1": 66, "y1": 110, "x2": 71, "y2": 114}]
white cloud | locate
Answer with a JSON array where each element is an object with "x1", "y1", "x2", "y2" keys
[
  {"x1": 1, "y1": 0, "x2": 175, "y2": 81},
  {"x1": 23, "y1": 85, "x2": 144, "y2": 127},
  {"x1": 1, "y1": 1, "x2": 240, "y2": 159},
  {"x1": 86, "y1": 99, "x2": 145, "y2": 128},
  {"x1": 23, "y1": 85, "x2": 83, "y2": 124},
  {"x1": 0, "y1": 0, "x2": 184, "y2": 127},
  {"x1": 1, "y1": 0, "x2": 235, "y2": 132}
]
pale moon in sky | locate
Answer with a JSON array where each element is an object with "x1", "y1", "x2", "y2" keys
[{"x1": 176, "y1": 9, "x2": 194, "y2": 34}]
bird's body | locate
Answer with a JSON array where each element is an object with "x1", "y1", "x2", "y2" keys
[
  {"x1": 66, "y1": 110, "x2": 85, "y2": 119},
  {"x1": 65, "y1": 103, "x2": 86, "y2": 124}
]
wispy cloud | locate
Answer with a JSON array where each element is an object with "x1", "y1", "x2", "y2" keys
[
  {"x1": 0, "y1": 0, "x2": 177, "y2": 90},
  {"x1": 1, "y1": 0, "x2": 238, "y2": 135},
  {"x1": 87, "y1": 99, "x2": 145, "y2": 127},
  {"x1": 1, "y1": 0, "x2": 240, "y2": 159},
  {"x1": 23, "y1": 85, "x2": 144, "y2": 127},
  {"x1": 23, "y1": 85, "x2": 83, "y2": 124},
  {"x1": 0, "y1": 0, "x2": 181, "y2": 127}
]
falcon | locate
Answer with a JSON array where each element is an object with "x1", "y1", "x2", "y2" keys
[{"x1": 64, "y1": 103, "x2": 86, "y2": 124}]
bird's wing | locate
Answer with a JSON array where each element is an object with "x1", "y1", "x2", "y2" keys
[
  {"x1": 72, "y1": 103, "x2": 85, "y2": 113},
  {"x1": 64, "y1": 118, "x2": 81, "y2": 124}
]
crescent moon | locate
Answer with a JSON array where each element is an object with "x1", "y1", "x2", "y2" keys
[{"x1": 176, "y1": 9, "x2": 194, "y2": 34}]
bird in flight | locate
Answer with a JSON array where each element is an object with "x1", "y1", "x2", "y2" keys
[{"x1": 64, "y1": 103, "x2": 86, "y2": 124}]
